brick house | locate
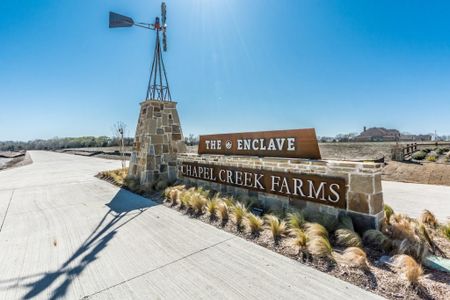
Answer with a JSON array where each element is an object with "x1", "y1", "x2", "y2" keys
[{"x1": 355, "y1": 127, "x2": 400, "y2": 142}]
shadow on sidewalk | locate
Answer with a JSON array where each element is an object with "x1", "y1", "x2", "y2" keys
[{"x1": 21, "y1": 188, "x2": 156, "y2": 300}]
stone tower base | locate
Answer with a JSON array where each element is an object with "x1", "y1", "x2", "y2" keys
[{"x1": 128, "y1": 100, "x2": 186, "y2": 187}]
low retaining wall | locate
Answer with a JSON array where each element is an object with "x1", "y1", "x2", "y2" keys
[{"x1": 177, "y1": 153, "x2": 384, "y2": 232}]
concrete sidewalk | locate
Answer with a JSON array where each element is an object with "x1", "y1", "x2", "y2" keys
[
  {"x1": 0, "y1": 151, "x2": 383, "y2": 299},
  {"x1": 383, "y1": 180, "x2": 450, "y2": 222}
]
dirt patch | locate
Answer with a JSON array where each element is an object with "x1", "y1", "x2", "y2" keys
[
  {"x1": 0, "y1": 152, "x2": 32, "y2": 171},
  {"x1": 383, "y1": 161, "x2": 450, "y2": 186}
]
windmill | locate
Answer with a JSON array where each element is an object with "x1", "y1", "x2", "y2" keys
[{"x1": 109, "y1": 2, "x2": 171, "y2": 101}]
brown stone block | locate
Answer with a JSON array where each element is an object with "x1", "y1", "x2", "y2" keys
[
  {"x1": 369, "y1": 192, "x2": 383, "y2": 214},
  {"x1": 172, "y1": 133, "x2": 182, "y2": 141},
  {"x1": 172, "y1": 125, "x2": 180, "y2": 133},
  {"x1": 350, "y1": 174, "x2": 374, "y2": 194},
  {"x1": 172, "y1": 114, "x2": 180, "y2": 124},
  {"x1": 146, "y1": 156, "x2": 156, "y2": 170},
  {"x1": 162, "y1": 144, "x2": 169, "y2": 153},
  {"x1": 373, "y1": 174, "x2": 382, "y2": 194},
  {"x1": 150, "y1": 135, "x2": 163, "y2": 144},
  {"x1": 154, "y1": 144, "x2": 163, "y2": 155},
  {"x1": 163, "y1": 102, "x2": 177, "y2": 109},
  {"x1": 164, "y1": 126, "x2": 172, "y2": 133},
  {"x1": 347, "y1": 192, "x2": 369, "y2": 214},
  {"x1": 146, "y1": 119, "x2": 157, "y2": 134}
]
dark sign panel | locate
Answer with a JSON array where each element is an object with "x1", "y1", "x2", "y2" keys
[
  {"x1": 198, "y1": 128, "x2": 321, "y2": 159},
  {"x1": 180, "y1": 162, "x2": 346, "y2": 209}
]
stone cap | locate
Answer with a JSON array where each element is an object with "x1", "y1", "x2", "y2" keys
[
  {"x1": 139, "y1": 99, "x2": 178, "y2": 105},
  {"x1": 177, "y1": 153, "x2": 383, "y2": 171}
]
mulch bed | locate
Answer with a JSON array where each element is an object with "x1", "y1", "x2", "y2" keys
[{"x1": 157, "y1": 195, "x2": 450, "y2": 300}]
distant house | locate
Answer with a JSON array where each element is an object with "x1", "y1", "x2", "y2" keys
[
  {"x1": 399, "y1": 134, "x2": 432, "y2": 141},
  {"x1": 355, "y1": 127, "x2": 400, "y2": 142}
]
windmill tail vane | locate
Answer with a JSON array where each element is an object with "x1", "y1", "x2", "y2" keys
[{"x1": 109, "y1": 1, "x2": 171, "y2": 102}]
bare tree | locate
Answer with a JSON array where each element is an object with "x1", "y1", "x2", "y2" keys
[{"x1": 113, "y1": 122, "x2": 128, "y2": 169}]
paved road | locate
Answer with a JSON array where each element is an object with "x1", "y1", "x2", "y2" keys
[
  {"x1": 0, "y1": 151, "x2": 383, "y2": 300},
  {"x1": 383, "y1": 181, "x2": 450, "y2": 223}
]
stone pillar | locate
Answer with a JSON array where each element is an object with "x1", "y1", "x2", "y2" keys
[
  {"x1": 391, "y1": 144, "x2": 404, "y2": 161},
  {"x1": 128, "y1": 100, "x2": 186, "y2": 187}
]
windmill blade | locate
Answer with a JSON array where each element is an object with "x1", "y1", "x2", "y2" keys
[
  {"x1": 163, "y1": 31, "x2": 167, "y2": 51},
  {"x1": 161, "y1": 2, "x2": 167, "y2": 25},
  {"x1": 109, "y1": 12, "x2": 134, "y2": 28}
]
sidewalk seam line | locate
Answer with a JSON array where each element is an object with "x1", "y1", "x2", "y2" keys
[
  {"x1": 0, "y1": 190, "x2": 15, "y2": 232},
  {"x1": 81, "y1": 236, "x2": 236, "y2": 299}
]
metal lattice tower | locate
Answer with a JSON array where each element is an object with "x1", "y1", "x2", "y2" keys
[
  {"x1": 146, "y1": 15, "x2": 171, "y2": 101},
  {"x1": 109, "y1": 2, "x2": 171, "y2": 102}
]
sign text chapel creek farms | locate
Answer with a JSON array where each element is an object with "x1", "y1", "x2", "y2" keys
[
  {"x1": 198, "y1": 128, "x2": 322, "y2": 159},
  {"x1": 180, "y1": 162, "x2": 346, "y2": 208}
]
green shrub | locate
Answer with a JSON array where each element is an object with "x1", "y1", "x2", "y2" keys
[
  {"x1": 337, "y1": 214, "x2": 354, "y2": 231},
  {"x1": 443, "y1": 223, "x2": 450, "y2": 240},
  {"x1": 412, "y1": 151, "x2": 427, "y2": 160},
  {"x1": 426, "y1": 155, "x2": 437, "y2": 162},
  {"x1": 435, "y1": 148, "x2": 444, "y2": 155},
  {"x1": 154, "y1": 179, "x2": 168, "y2": 191},
  {"x1": 384, "y1": 204, "x2": 394, "y2": 224},
  {"x1": 362, "y1": 229, "x2": 392, "y2": 251}
]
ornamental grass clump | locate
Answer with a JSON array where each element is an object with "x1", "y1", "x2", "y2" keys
[
  {"x1": 217, "y1": 202, "x2": 229, "y2": 223},
  {"x1": 223, "y1": 196, "x2": 236, "y2": 207},
  {"x1": 246, "y1": 213, "x2": 264, "y2": 236},
  {"x1": 393, "y1": 238, "x2": 428, "y2": 262},
  {"x1": 179, "y1": 191, "x2": 191, "y2": 209},
  {"x1": 164, "y1": 186, "x2": 172, "y2": 199},
  {"x1": 389, "y1": 214, "x2": 417, "y2": 242},
  {"x1": 304, "y1": 223, "x2": 328, "y2": 240},
  {"x1": 265, "y1": 214, "x2": 287, "y2": 243},
  {"x1": 189, "y1": 193, "x2": 207, "y2": 214},
  {"x1": 419, "y1": 209, "x2": 437, "y2": 228},
  {"x1": 231, "y1": 202, "x2": 247, "y2": 229},
  {"x1": 334, "y1": 247, "x2": 368, "y2": 269},
  {"x1": 307, "y1": 236, "x2": 332, "y2": 258},
  {"x1": 206, "y1": 198, "x2": 219, "y2": 218},
  {"x1": 291, "y1": 229, "x2": 308, "y2": 254},
  {"x1": 392, "y1": 254, "x2": 423, "y2": 284},
  {"x1": 167, "y1": 189, "x2": 179, "y2": 206},
  {"x1": 335, "y1": 229, "x2": 363, "y2": 248},
  {"x1": 286, "y1": 212, "x2": 304, "y2": 231},
  {"x1": 363, "y1": 229, "x2": 392, "y2": 251}
]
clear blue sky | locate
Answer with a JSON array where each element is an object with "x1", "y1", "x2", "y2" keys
[{"x1": 1, "y1": 0, "x2": 450, "y2": 141}]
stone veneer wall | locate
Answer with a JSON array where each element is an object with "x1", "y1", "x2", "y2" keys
[
  {"x1": 128, "y1": 100, "x2": 186, "y2": 186},
  {"x1": 177, "y1": 154, "x2": 384, "y2": 232}
]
